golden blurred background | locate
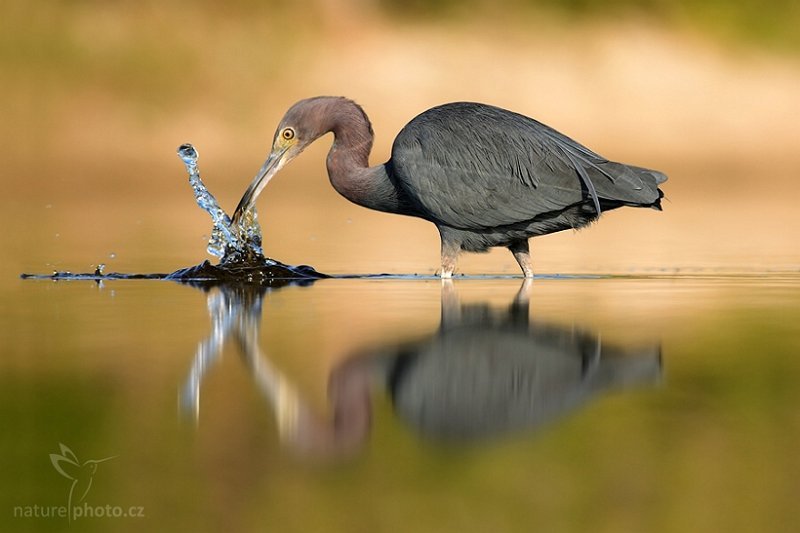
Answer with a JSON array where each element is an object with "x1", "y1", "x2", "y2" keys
[{"x1": 3, "y1": 0, "x2": 800, "y2": 277}]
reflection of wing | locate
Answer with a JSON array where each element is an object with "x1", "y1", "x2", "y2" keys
[
  {"x1": 387, "y1": 318, "x2": 661, "y2": 441},
  {"x1": 389, "y1": 327, "x2": 584, "y2": 439},
  {"x1": 50, "y1": 443, "x2": 80, "y2": 480}
]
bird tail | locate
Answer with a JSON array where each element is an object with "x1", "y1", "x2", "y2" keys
[
  {"x1": 629, "y1": 165, "x2": 667, "y2": 210},
  {"x1": 646, "y1": 169, "x2": 668, "y2": 185},
  {"x1": 649, "y1": 169, "x2": 667, "y2": 211},
  {"x1": 651, "y1": 190, "x2": 665, "y2": 211},
  {"x1": 593, "y1": 162, "x2": 667, "y2": 211}
]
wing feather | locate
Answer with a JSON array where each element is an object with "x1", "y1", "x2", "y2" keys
[{"x1": 391, "y1": 103, "x2": 663, "y2": 230}]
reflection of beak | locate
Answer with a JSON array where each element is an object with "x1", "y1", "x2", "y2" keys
[{"x1": 232, "y1": 147, "x2": 289, "y2": 224}]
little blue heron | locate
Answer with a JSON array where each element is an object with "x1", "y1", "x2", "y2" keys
[{"x1": 232, "y1": 96, "x2": 667, "y2": 277}]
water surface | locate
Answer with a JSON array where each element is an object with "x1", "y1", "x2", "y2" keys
[{"x1": 3, "y1": 275, "x2": 800, "y2": 532}]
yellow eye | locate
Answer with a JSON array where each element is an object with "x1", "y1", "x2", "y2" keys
[{"x1": 281, "y1": 127, "x2": 295, "y2": 141}]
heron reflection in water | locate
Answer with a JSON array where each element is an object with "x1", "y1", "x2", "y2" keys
[{"x1": 181, "y1": 281, "x2": 660, "y2": 458}]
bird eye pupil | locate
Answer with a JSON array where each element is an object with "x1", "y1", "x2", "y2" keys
[{"x1": 283, "y1": 128, "x2": 295, "y2": 140}]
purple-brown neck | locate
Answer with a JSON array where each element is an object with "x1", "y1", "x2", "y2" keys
[
  {"x1": 324, "y1": 99, "x2": 374, "y2": 196},
  {"x1": 295, "y1": 97, "x2": 404, "y2": 214}
]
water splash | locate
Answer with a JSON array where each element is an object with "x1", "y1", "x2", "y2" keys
[
  {"x1": 177, "y1": 143, "x2": 264, "y2": 264},
  {"x1": 20, "y1": 144, "x2": 329, "y2": 283}
]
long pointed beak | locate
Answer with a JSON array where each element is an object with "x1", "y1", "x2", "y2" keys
[{"x1": 232, "y1": 147, "x2": 288, "y2": 224}]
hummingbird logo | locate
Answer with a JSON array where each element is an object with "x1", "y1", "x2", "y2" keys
[{"x1": 49, "y1": 443, "x2": 116, "y2": 522}]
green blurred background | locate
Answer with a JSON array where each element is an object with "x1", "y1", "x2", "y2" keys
[{"x1": 3, "y1": 0, "x2": 799, "y2": 276}]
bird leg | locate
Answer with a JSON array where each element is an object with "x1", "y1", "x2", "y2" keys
[
  {"x1": 509, "y1": 240, "x2": 534, "y2": 278},
  {"x1": 438, "y1": 236, "x2": 460, "y2": 278}
]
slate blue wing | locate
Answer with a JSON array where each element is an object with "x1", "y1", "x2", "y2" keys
[{"x1": 390, "y1": 102, "x2": 665, "y2": 231}]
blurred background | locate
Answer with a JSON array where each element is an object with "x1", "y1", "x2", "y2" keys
[
  {"x1": 3, "y1": 0, "x2": 800, "y2": 277},
  {"x1": 4, "y1": 4, "x2": 800, "y2": 532}
]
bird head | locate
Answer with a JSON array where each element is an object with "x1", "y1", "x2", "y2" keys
[{"x1": 231, "y1": 97, "x2": 337, "y2": 224}]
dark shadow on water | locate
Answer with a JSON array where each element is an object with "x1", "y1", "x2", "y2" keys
[
  {"x1": 179, "y1": 279, "x2": 662, "y2": 460},
  {"x1": 165, "y1": 259, "x2": 328, "y2": 285},
  {"x1": 20, "y1": 258, "x2": 329, "y2": 286}
]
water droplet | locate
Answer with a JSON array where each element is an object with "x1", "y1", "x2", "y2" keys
[
  {"x1": 109, "y1": 252, "x2": 116, "y2": 259},
  {"x1": 177, "y1": 143, "x2": 199, "y2": 166}
]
